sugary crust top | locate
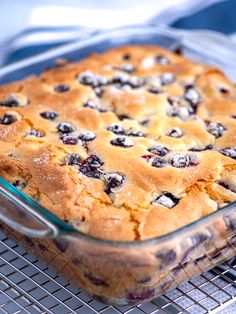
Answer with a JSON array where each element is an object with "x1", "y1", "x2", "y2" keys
[{"x1": 0, "y1": 45, "x2": 235, "y2": 240}]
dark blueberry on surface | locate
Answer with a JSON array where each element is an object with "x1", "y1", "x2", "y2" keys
[
  {"x1": 0, "y1": 114, "x2": 17, "y2": 125},
  {"x1": 189, "y1": 144, "x2": 213, "y2": 152},
  {"x1": 232, "y1": 115, "x2": 236, "y2": 119},
  {"x1": 219, "y1": 86, "x2": 229, "y2": 94},
  {"x1": 150, "y1": 157, "x2": 166, "y2": 168},
  {"x1": 160, "y1": 73, "x2": 175, "y2": 85},
  {"x1": 140, "y1": 119, "x2": 150, "y2": 126},
  {"x1": 112, "y1": 72, "x2": 129, "y2": 84},
  {"x1": 170, "y1": 153, "x2": 198, "y2": 168},
  {"x1": 220, "y1": 148, "x2": 236, "y2": 160},
  {"x1": 54, "y1": 84, "x2": 70, "y2": 93},
  {"x1": 84, "y1": 272, "x2": 109, "y2": 287},
  {"x1": 78, "y1": 131, "x2": 96, "y2": 141},
  {"x1": 83, "y1": 99, "x2": 97, "y2": 110},
  {"x1": 57, "y1": 122, "x2": 75, "y2": 134},
  {"x1": 153, "y1": 192, "x2": 180, "y2": 208},
  {"x1": 128, "y1": 76, "x2": 145, "y2": 89},
  {"x1": 167, "y1": 96, "x2": 181, "y2": 106},
  {"x1": 107, "y1": 124, "x2": 125, "y2": 135},
  {"x1": 155, "y1": 55, "x2": 170, "y2": 65},
  {"x1": 78, "y1": 71, "x2": 108, "y2": 87},
  {"x1": 206, "y1": 121, "x2": 226, "y2": 138},
  {"x1": 28, "y1": 129, "x2": 45, "y2": 137},
  {"x1": 53, "y1": 239, "x2": 69, "y2": 252},
  {"x1": 86, "y1": 155, "x2": 104, "y2": 169},
  {"x1": 126, "y1": 129, "x2": 143, "y2": 137},
  {"x1": 110, "y1": 136, "x2": 134, "y2": 148},
  {"x1": 40, "y1": 111, "x2": 58, "y2": 120},
  {"x1": 115, "y1": 64, "x2": 135, "y2": 73},
  {"x1": 147, "y1": 86, "x2": 163, "y2": 94},
  {"x1": 104, "y1": 172, "x2": 126, "y2": 193},
  {"x1": 155, "y1": 249, "x2": 176, "y2": 266},
  {"x1": 79, "y1": 155, "x2": 103, "y2": 178},
  {"x1": 117, "y1": 114, "x2": 132, "y2": 121},
  {"x1": 64, "y1": 153, "x2": 81, "y2": 165},
  {"x1": 166, "y1": 127, "x2": 183, "y2": 138},
  {"x1": 94, "y1": 87, "x2": 104, "y2": 98},
  {"x1": 61, "y1": 134, "x2": 80, "y2": 145},
  {"x1": 184, "y1": 87, "x2": 201, "y2": 108},
  {"x1": 173, "y1": 45, "x2": 183, "y2": 55},
  {"x1": 127, "y1": 289, "x2": 154, "y2": 303},
  {"x1": 123, "y1": 53, "x2": 131, "y2": 60},
  {"x1": 167, "y1": 106, "x2": 190, "y2": 121},
  {"x1": 148, "y1": 145, "x2": 170, "y2": 157},
  {"x1": 0, "y1": 95, "x2": 20, "y2": 107},
  {"x1": 12, "y1": 179, "x2": 27, "y2": 190}
]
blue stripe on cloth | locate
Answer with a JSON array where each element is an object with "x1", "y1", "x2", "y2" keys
[{"x1": 172, "y1": 0, "x2": 235, "y2": 34}]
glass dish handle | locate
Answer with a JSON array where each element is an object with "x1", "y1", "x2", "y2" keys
[{"x1": 0, "y1": 178, "x2": 59, "y2": 238}]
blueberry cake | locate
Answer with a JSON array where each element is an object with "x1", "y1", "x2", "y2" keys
[{"x1": 0, "y1": 45, "x2": 235, "y2": 241}]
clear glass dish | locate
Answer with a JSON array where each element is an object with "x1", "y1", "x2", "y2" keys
[{"x1": 0, "y1": 25, "x2": 236, "y2": 305}]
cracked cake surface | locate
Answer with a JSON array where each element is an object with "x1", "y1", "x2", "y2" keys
[{"x1": 0, "y1": 45, "x2": 235, "y2": 241}]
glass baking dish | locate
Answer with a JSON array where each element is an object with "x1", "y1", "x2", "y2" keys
[{"x1": 0, "y1": 25, "x2": 236, "y2": 306}]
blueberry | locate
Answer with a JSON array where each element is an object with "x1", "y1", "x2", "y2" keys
[
  {"x1": 61, "y1": 134, "x2": 80, "y2": 145},
  {"x1": 115, "y1": 64, "x2": 135, "y2": 73},
  {"x1": 148, "y1": 145, "x2": 170, "y2": 157},
  {"x1": 160, "y1": 72, "x2": 175, "y2": 85},
  {"x1": 166, "y1": 127, "x2": 183, "y2": 138},
  {"x1": 219, "y1": 86, "x2": 229, "y2": 94},
  {"x1": 123, "y1": 53, "x2": 131, "y2": 60},
  {"x1": 153, "y1": 192, "x2": 180, "y2": 208},
  {"x1": 110, "y1": 136, "x2": 134, "y2": 148},
  {"x1": 104, "y1": 172, "x2": 126, "y2": 194},
  {"x1": 83, "y1": 99, "x2": 97, "y2": 110},
  {"x1": 167, "y1": 106, "x2": 190, "y2": 121},
  {"x1": 128, "y1": 76, "x2": 145, "y2": 88},
  {"x1": 64, "y1": 153, "x2": 81, "y2": 165},
  {"x1": 167, "y1": 96, "x2": 181, "y2": 106},
  {"x1": 173, "y1": 46, "x2": 183, "y2": 55},
  {"x1": 84, "y1": 272, "x2": 109, "y2": 287},
  {"x1": 57, "y1": 122, "x2": 75, "y2": 133},
  {"x1": 155, "y1": 55, "x2": 171, "y2": 65},
  {"x1": 125, "y1": 129, "x2": 143, "y2": 137},
  {"x1": 78, "y1": 131, "x2": 96, "y2": 141},
  {"x1": 0, "y1": 95, "x2": 20, "y2": 107},
  {"x1": 150, "y1": 157, "x2": 166, "y2": 168},
  {"x1": 12, "y1": 179, "x2": 27, "y2": 190},
  {"x1": 220, "y1": 148, "x2": 236, "y2": 160},
  {"x1": 0, "y1": 114, "x2": 17, "y2": 125},
  {"x1": 170, "y1": 153, "x2": 198, "y2": 168},
  {"x1": 40, "y1": 111, "x2": 58, "y2": 120},
  {"x1": 28, "y1": 129, "x2": 45, "y2": 137},
  {"x1": 107, "y1": 124, "x2": 125, "y2": 135},
  {"x1": 184, "y1": 87, "x2": 201, "y2": 109},
  {"x1": 54, "y1": 84, "x2": 70, "y2": 93},
  {"x1": 147, "y1": 86, "x2": 163, "y2": 94},
  {"x1": 206, "y1": 121, "x2": 226, "y2": 138},
  {"x1": 189, "y1": 144, "x2": 213, "y2": 152},
  {"x1": 79, "y1": 155, "x2": 103, "y2": 179},
  {"x1": 94, "y1": 87, "x2": 103, "y2": 98},
  {"x1": 78, "y1": 71, "x2": 108, "y2": 87}
]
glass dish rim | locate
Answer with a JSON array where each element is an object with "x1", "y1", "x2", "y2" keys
[{"x1": 0, "y1": 24, "x2": 235, "y2": 248}]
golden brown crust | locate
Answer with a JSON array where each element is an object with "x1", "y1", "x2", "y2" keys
[{"x1": 0, "y1": 45, "x2": 235, "y2": 240}]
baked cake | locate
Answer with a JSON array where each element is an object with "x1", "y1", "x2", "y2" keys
[{"x1": 0, "y1": 45, "x2": 235, "y2": 241}]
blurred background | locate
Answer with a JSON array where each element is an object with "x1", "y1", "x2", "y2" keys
[{"x1": 0, "y1": 0, "x2": 235, "y2": 67}]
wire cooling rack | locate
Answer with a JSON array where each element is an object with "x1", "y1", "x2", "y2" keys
[{"x1": 0, "y1": 228, "x2": 236, "y2": 314}]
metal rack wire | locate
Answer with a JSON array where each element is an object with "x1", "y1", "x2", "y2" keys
[{"x1": 0, "y1": 228, "x2": 235, "y2": 314}]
